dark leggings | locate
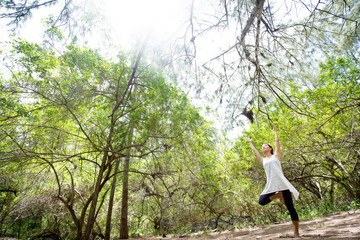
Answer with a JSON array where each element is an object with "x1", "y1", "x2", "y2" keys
[{"x1": 258, "y1": 189, "x2": 299, "y2": 221}]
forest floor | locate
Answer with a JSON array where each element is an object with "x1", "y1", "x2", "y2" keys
[
  {"x1": 142, "y1": 209, "x2": 360, "y2": 240},
  {"x1": 0, "y1": 210, "x2": 359, "y2": 240}
]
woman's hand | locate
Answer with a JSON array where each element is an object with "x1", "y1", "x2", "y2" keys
[{"x1": 245, "y1": 137, "x2": 264, "y2": 162}]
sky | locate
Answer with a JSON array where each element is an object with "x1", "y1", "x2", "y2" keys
[
  {"x1": 0, "y1": 0, "x2": 313, "y2": 61},
  {"x1": 0, "y1": 0, "x2": 192, "y2": 50},
  {"x1": 99, "y1": 0, "x2": 191, "y2": 47},
  {"x1": 0, "y1": 0, "x2": 313, "y2": 140},
  {"x1": 0, "y1": 0, "x2": 232, "y2": 133}
]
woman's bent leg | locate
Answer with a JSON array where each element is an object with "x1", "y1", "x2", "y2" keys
[
  {"x1": 258, "y1": 192, "x2": 276, "y2": 206},
  {"x1": 270, "y1": 191, "x2": 285, "y2": 204}
]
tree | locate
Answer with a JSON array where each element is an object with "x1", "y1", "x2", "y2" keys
[
  {"x1": 180, "y1": 0, "x2": 360, "y2": 128},
  {"x1": 0, "y1": 0, "x2": 73, "y2": 28},
  {"x1": 0, "y1": 38, "x2": 208, "y2": 239},
  {"x1": 0, "y1": 0, "x2": 96, "y2": 36}
]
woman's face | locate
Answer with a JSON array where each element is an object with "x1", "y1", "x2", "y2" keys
[{"x1": 261, "y1": 144, "x2": 272, "y2": 153}]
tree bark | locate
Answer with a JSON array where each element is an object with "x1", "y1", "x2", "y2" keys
[
  {"x1": 119, "y1": 36, "x2": 147, "y2": 239},
  {"x1": 120, "y1": 131, "x2": 132, "y2": 239},
  {"x1": 105, "y1": 157, "x2": 121, "y2": 240},
  {"x1": 83, "y1": 151, "x2": 109, "y2": 240}
]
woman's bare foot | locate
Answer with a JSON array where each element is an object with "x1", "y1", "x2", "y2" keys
[{"x1": 293, "y1": 220, "x2": 300, "y2": 237}]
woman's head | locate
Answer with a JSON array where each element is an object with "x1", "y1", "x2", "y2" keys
[{"x1": 261, "y1": 143, "x2": 273, "y2": 154}]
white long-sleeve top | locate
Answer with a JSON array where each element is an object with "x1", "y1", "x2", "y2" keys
[{"x1": 261, "y1": 155, "x2": 299, "y2": 200}]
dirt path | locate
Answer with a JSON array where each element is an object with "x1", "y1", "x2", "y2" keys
[
  {"x1": 1, "y1": 210, "x2": 359, "y2": 240},
  {"x1": 143, "y1": 209, "x2": 360, "y2": 240}
]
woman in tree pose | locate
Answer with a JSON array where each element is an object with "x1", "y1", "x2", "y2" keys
[{"x1": 246, "y1": 123, "x2": 299, "y2": 237}]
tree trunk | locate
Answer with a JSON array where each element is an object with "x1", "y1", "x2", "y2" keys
[
  {"x1": 328, "y1": 179, "x2": 334, "y2": 204},
  {"x1": 160, "y1": 206, "x2": 165, "y2": 237},
  {"x1": 120, "y1": 150, "x2": 131, "y2": 239},
  {"x1": 105, "y1": 157, "x2": 121, "y2": 240},
  {"x1": 83, "y1": 152, "x2": 109, "y2": 240},
  {"x1": 119, "y1": 39, "x2": 147, "y2": 238}
]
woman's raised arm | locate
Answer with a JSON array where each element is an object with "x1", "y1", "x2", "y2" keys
[
  {"x1": 246, "y1": 137, "x2": 264, "y2": 163},
  {"x1": 273, "y1": 123, "x2": 281, "y2": 160}
]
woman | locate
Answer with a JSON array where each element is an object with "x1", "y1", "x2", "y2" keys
[{"x1": 246, "y1": 123, "x2": 299, "y2": 237}]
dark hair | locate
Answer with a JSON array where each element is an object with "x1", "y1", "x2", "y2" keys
[{"x1": 266, "y1": 144, "x2": 274, "y2": 154}]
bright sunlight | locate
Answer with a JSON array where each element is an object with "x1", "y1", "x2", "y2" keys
[{"x1": 101, "y1": 0, "x2": 190, "y2": 47}]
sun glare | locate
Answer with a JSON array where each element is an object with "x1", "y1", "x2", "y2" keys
[{"x1": 102, "y1": 0, "x2": 189, "y2": 47}]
